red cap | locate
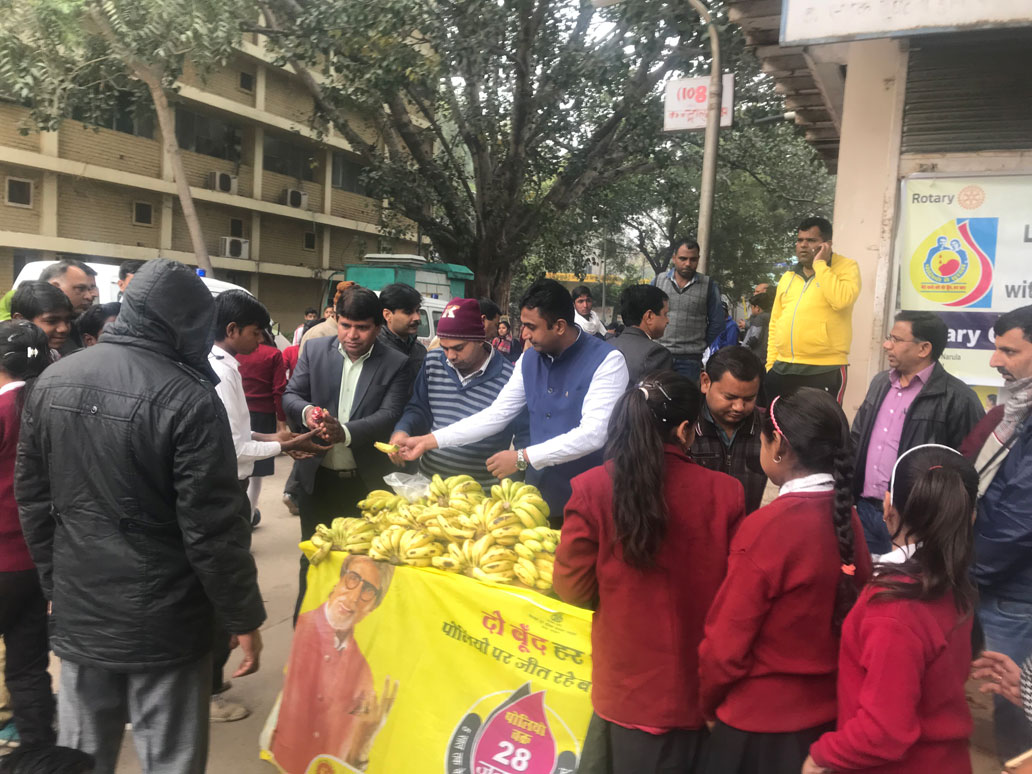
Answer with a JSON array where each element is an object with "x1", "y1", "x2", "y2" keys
[{"x1": 436, "y1": 298, "x2": 485, "y2": 341}]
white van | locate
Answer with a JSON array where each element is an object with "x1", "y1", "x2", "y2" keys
[{"x1": 12, "y1": 260, "x2": 291, "y2": 347}]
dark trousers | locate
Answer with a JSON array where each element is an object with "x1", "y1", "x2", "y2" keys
[
  {"x1": 979, "y1": 592, "x2": 1032, "y2": 760},
  {"x1": 0, "y1": 569, "x2": 55, "y2": 747},
  {"x1": 764, "y1": 366, "x2": 847, "y2": 405},
  {"x1": 671, "y1": 355, "x2": 703, "y2": 384},
  {"x1": 579, "y1": 713, "x2": 706, "y2": 774},
  {"x1": 294, "y1": 467, "x2": 368, "y2": 623},
  {"x1": 210, "y1": 479, "x2": 250, "y2": 694},
  {"x1": 701, "y1": 720, "x2": 835, "y2": 774}
]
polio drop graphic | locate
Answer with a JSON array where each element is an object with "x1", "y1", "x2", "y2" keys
[{"x1": 445, "y1": 685, "x2": 579, "y2": 774}]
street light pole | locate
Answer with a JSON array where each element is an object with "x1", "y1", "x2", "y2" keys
[{"x1": 685, "y1": 0, "x2": 721, "y2": 275}]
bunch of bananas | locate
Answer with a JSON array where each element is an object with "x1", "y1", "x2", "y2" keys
[
  {"x1": 368, "y1": 525, "x2": 444, "y2": 567},
  {"x1": 310, "y1": 517, "x2": 376, "y2": 565},
  {"x1": 431, "y1": 534, "x2": 519, "y2": 583},
  {"x1": 513, "y1": 526, "x2": 560, "y2": 590},
  {"x1": 307, "y1": 477, "x2": 562, "y2": 591}
]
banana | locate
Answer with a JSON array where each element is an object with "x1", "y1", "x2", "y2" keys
[
  {"x1": 514, "y1": 542, "x2": 536, "y2": 560},
  {"x1": 482, "y1": 546, "x2": 518, "y2": 564},
  {"x1": 522, "y1": 538, "x2": 544, "y2": 553},
  {"x1": 490, "y1": 524, "x2": 523, "y2": 545},
  {"x1": 516, "y1": 557, "x2": 539, "y2": 580},
  {"x1": 472, "y1": 567, "x2": 514, "y2": 584},
  {"x1": 541, "y1": 538, "x2": 557, "y2": 553},
  {"x1": 513, "y1": 562, "x2": 538, "y2": 586},
  {"x1": 534, "y1": 578, "x2": 552, "y2": 590},
  {"x1": 490, "y1": 512, "x2": 521, "y2": 530},
  {"x1": 404, "y1": 556, "x2": 434, "y2": 567},
  {"x1": 432, "y1": 555, "x2": 462, "y2": 571},
  {"x1": 481, "y1": 559, "x2": 516, "y2": 574},
  {"x1": 373, "y1": 441, "x2": 399, "y2": 454},
  {"x1": 471, "y1": 533, "x2": 495, "y2": 564}
]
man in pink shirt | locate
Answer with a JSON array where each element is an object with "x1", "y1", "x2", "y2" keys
[{"x1": 849, "y1": 310, "x2": 982, "y2": 553}]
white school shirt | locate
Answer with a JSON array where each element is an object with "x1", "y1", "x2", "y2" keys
[
  {"x1": 433, "y1": 338, "x2": 629, "y2": 470},
  {"x1": 209, "y1": 344, "x2": 281, "y2": 480},
  {"x1": 777, "y1": 472, "x2": 835, "y2": 497}
]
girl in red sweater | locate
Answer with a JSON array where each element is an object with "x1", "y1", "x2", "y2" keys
[
  {"x1": 804, "y1": 445, "x2": 978, "y2": 774},
  {"x1": 554, "y1": 371, "x2": 747, "y2": 774},
  {"x1": 699, "y1": 387, "x2": 872, "y2": 774},
  {"x1": 0, "y1": 320, "x2": 54, "y2": 748}
]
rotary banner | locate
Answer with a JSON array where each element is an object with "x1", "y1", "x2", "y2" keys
[
  {"x1": 897, "y1": 175, "x2": 1032, "y2": 394},
  {"x1": 260, "y1": 545, "x2": 593, "y2": 774}
]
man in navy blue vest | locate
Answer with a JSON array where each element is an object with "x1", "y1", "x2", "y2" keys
[{"x1": 398, "y1": 280, "x2": 628, "y2": 524}]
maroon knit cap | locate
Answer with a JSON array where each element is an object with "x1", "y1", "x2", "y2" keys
[{"x1": 436, "y1": 298, "x2": 485, "y2": 341}]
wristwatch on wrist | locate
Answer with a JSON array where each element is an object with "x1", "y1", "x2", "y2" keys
[{"x1": 516, "y1": 449, "x2": 529, "y2": 471}]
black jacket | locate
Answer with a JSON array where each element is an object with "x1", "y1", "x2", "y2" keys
[
  {"x1": 15, "y1": 260, "x2": 265, "y2": 672},
  {"x1": 609, "y1": 326, "x2": 674, "y2": 386},
  {"x1": 691, "y1": 407, "x2": 767, "y2": 513},
  {"x1": 850, "y1": 361, "x2": 984, "y2": 497},
  {"x1": 283, "y1": 336, "x2": 413, "y2": 494}
]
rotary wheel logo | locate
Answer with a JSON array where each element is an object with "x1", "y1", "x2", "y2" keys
[{"x1": 958, "y1": 186, "x2": 985, "y2": 210}]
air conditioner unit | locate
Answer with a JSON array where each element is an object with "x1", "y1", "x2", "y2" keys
[
  {"x1": 219, "y1": 236, "x2": 250, "y2": 260},
  {"x1": 207, "y1": 171, "x2": 238, "y2": 195},
  {"x1": 281, "y1": 188, "x2": 309, "y2": 209}
]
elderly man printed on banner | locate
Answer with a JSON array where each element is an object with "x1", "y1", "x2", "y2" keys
[{"x1": 271, "y1": 555, "x2": 398, "y2": 773}]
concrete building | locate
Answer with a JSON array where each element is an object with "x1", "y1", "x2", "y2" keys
[
  {"x1": 727, "y1": 0, "x2": 1032, "y2": 413},
  {"x1": 0, "y1": 37, "x2": 415, "y2": 328}
]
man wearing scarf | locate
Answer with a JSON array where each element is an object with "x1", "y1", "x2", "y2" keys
[{"x1": 961, "y1": 304, "x2": 1032, "y2": 761}]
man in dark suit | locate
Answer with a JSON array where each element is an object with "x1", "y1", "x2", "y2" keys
[
  {"x1": 611, "y1": 284, "x2": 673, "y2": 385},
  {"x1": 283, "y1": 286, "x2": 413, "y2": 618}
]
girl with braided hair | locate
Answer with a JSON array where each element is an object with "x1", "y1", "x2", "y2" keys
[
  {"x1": 806, "y1": 445, "x2": 979, "y2": 773},
  {"x1": 699, "y1": 387, "x2": 872, "y2": 774},
  {"x1": 554, "y1": 370, "x2": 747, "y2": 773}
]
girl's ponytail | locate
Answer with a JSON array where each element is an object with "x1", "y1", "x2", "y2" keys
[{"x1": 606, "y1": 370, "x2": 700, "y2": 569}]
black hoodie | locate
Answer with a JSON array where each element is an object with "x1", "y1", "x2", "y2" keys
[{"x1": 16, "y1": 259, "x2": 265, "y2": 671}]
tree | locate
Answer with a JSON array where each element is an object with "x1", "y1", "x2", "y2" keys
[
  {"x1": 260, "y1": 0, "x2": 712, "y2": 301},
  {"x1": 0, "y1": 0, "x2": 252, "y2": 273}
]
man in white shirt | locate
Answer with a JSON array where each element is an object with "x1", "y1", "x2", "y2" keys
[
  {"x1": 208, "y1": 290, "x2": 327, "y2": 722},
  {"x1": 571, "y1": 285, "x2": 607, "y2": 338},
  {"x1": 399, "y1": 279, "x2": 628, "y2": 524}
]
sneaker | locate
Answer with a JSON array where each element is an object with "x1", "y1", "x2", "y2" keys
[
  {"x1": 251, "y1": 509, "x2": 261, "y2": 528},
  {"x1": 210, "y1": 693, "x2": 250, "y2": 723},
  {"x1": 0, "y1": 721, "x2": 20, "y2": 749},
  {"x1": 282, "y1": 493, "x2": 300, "y2": 516}
]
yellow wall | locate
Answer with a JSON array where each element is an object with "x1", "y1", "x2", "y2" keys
[
  {"x1": 263, "y1": 168, "x2": 324, "y2": 212},
  {"x1": 181, "y1": 60, "x2": 256, "y2": 109},
  {"x1": 261, "y1": 213, "x2": 321, "y2": 268},
  {"x1": 0, "y1": 105, "x2": 41, "y2": 152},
  {"x1": 331, "y1": 188, "x2": 379, "y2": 225},
  {"x1": 179, "y1": 148, "x2": 255, "y2": 199},
  {"x1": 59, "y1": 121, "x2": 162, "y2": 178},
  {"x1": 254, "y1": 274, "x2": 328, "y2": 332},
  {"x1": 0, "y1": 164, "x2": 42, "y2": 234},
  {"x1": 57, "y1": 178, "x2": 163, "y2": 249},
  {"x1": 264, "y1": 68, "x2": 314, "y2": 124},
  {"x1": 171, "y1": 200, "x2": 253, "y2": 256}
]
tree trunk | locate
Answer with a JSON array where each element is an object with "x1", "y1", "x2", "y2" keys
[
  {"x1": 145, "y1": 81, "x2": 214, "y2": 275},
  {"x1": 470, "y1": 254, "x2": 514, "y2": 309}
]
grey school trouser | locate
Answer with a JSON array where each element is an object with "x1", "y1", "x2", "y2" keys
[{"x1": 58, "y1": 654, "x2": 212, "y2": 774}]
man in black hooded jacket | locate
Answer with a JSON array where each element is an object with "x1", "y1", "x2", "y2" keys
[{"x1": 15, "y1": 259, "x2": 265, "y2": 774}]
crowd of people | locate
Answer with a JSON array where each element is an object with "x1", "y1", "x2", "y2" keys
[{"x1": 0, "y1": 211, "x2": 1027, "y2": 774}]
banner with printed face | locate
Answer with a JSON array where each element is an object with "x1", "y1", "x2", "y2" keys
[
  {"x1": 260, "y1": 545, "x2": 593, "y2": 774},
  {"x1": 897, "y1": 175, "x2": 1032, "y2": 390}
]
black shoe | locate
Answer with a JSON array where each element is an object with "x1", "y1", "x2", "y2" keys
[{"x1": 251, "y1": 509, "x2": 261, "y2": 528}]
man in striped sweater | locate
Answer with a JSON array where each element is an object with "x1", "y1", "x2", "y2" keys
[{"x1": 389, "y1": 298, "x2": 529, "y2": 489}]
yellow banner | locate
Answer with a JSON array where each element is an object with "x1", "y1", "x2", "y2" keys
[{"x1": 261, "y1": 545, "x2": 593, "y2": 774}]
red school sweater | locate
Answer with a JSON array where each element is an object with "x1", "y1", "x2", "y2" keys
[
  {"x1": 699, "y1": 491, "x2": 873, "y2": 732},
  {"x1": 0, "y1": 386, "x2": 34, "y2": 572},
  {"x1": 553, "y1": 446, "x2": 747, "y2": 729},
  {"x1": 809, "y1": 584, "x2": 973, "y2": 773}
]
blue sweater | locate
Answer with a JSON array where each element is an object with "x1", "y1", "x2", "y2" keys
[
  {"x1": 395, "y1": 348, "x2": 529, "y2": 488},
  {"x1": 522, "y1": 332, "x2": 614, "y2": 519}
]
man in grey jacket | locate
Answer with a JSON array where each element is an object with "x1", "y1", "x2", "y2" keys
[
  {"x1": 16, "y1": 259, "x2": 265, "y2": 774},
  {"x1": 611, "y1": 284, "x2": 673, "y2": 385}
]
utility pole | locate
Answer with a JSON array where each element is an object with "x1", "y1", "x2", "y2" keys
[{"x1": 685, "y1": 0, "x2": 721, "y2": 276}]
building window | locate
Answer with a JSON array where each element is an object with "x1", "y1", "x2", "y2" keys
[
  {"x1": 175, "y1": 108, "x2": 242, "y2": 162},
  {"x1": 264, "y1": 135, "x2": 316, "y2": 182},
  {"x1": 72, "y1": 93, "x2": 154, "y2": 139},
  {"x1": 238, "y1": 72, "x2": 255, "y2": 93},
  {"x1": 132, "y1": 201, "x2": 154, "y2": 226},
  {"x1": 5, "y1": 178, "x2": 32, "y2": 208},
  {"x1": 332, "y1": 153, "x2": 368, "y2": 196},
  {"x1": 230, "y1": 218, "x2": 244, "y2": 238},
  {"x1": 303, "y1": 231, "x2": 317, "y2": 251}
]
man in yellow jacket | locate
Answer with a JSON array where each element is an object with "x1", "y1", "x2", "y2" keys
[{"x1": 765, "y1": 217, "x2": 861, "y2": 404}]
